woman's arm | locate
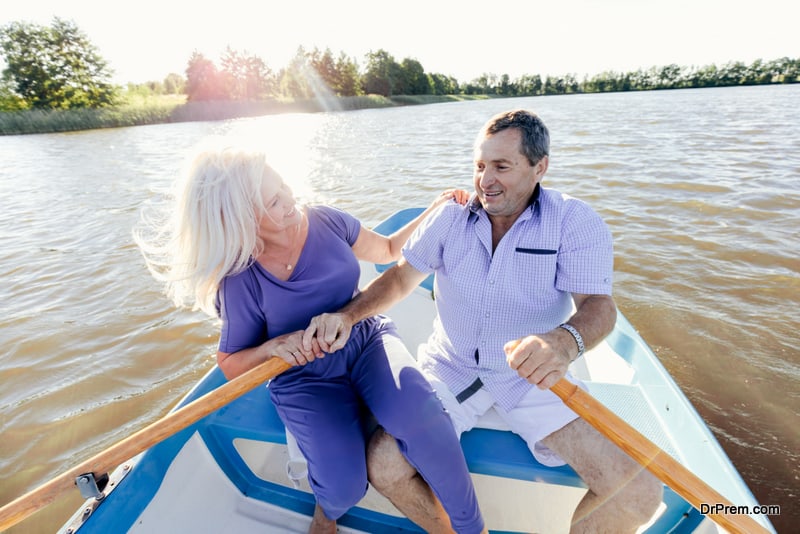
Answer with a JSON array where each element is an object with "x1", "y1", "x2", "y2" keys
[
  {"x1": 217, "y1": 331, "x2": 322, "y2": 379},
  {"x1": 351, "y1": 189, "x2": 468, "y2": 264}
]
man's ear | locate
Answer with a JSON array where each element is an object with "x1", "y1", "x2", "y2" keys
[{"x1": 535, "y1": 155, "x2": 549, "y2": 177}]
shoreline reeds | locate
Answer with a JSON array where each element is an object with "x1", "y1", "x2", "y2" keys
[{"x1": 0, "y1": 94, "x2": 491, "y2": 136}]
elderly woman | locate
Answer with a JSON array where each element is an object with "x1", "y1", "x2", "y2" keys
[{"x1": 136, "y1": 141, "x2": 485, "y2": 534}]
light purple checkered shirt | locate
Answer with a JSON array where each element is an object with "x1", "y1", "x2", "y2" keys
[{"x1": 402, "y1": 186, "x2": 614, "y2": 411}]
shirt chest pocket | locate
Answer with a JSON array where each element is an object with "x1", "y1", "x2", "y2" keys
[{"x1": 512, "y1": 247, "x2": 558, "y2": 296}]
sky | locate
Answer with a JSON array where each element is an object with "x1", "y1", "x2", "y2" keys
[{"x1": 1, "y1": 0, "x2": 797, "y2": 85}]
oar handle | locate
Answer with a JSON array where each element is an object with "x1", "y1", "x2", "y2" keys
[
  {"x1": 0, "y1": 357, "x2": 291, "y2": 532},
  {"x1": 551, "y1": 378, "x2": 771, "y2": 534}
]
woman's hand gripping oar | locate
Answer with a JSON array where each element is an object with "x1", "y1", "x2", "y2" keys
[
  {"x1": 0, "y1": 357, "x2": 291, "y2": 532},
  {"x1": 505, "y1": 338, "x2": 770, "y2": 534}
]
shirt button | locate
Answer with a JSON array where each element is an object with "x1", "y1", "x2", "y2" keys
[{"x1": 485, "y1": 312, "x2": 490, "y2": 318}]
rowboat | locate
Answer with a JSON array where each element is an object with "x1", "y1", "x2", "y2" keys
[{"x1": 52, "y1": 208, "x2": 774, "y2": 533}]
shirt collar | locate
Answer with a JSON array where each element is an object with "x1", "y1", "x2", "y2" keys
[{"x1": 468, "y1": 183, "x2": 542, "y2": 221}]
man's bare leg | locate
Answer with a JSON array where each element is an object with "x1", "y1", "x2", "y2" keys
[
  {"x1": 308, "y1": 503, "x2": 336, "y2": 534},
  {"x1": 542, "y1": 418, "x2": 663, "y2": 533},
  {"x1": 367, "y1": 428, "x2": 457, "y2": 533}
]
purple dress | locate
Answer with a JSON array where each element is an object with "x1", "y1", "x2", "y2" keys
[{"x1": 217, "y1": 205, "x2": 484, "y2": 532}]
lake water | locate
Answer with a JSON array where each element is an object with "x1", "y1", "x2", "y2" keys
[{"x1": 1, "y1": 84, "x2": 797, "y2": 533}]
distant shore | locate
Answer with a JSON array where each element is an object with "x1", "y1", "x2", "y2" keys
[{"x1": 0, "y1": 94, "x2": 494, "y2": 136}]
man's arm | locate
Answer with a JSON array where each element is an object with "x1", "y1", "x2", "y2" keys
[
  {"x1": 563, "y1": 293, "x2": 618, "y2": 354},
  {"x1": 303, "y1": 258, "x2": 427, "y2": 353},
  {"x1": 505, "y1": 293, "x2": 617, "y2": 389}
]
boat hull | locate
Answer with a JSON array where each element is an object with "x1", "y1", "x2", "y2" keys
[{"x1": 59, "y1": 209, "x2": 774, "y2": 533}]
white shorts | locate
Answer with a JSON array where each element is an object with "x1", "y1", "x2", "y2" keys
[{"x1": 423, "y1": 371, "x2": 581, "y2": 467}]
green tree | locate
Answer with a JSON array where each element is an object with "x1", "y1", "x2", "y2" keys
[
  {"x1": 307, "y1": 48, "x2": 363, "y2": 97},
  {"x1": 185, "y1": 50, "x2": 228, "y2": 101},
  {"x1": 125, "y1": 81, "x2": 161, "y2": 97},
  {"x1": 307, "y1": 47, "x2": 338, "y2": 93},
  {"x1": 542, "y1": 75, "x2": 558, "y2": 95},
  {"x1": 658, "y1": 64, "x2": 683, "y2": 88},
  {"x1": 279, "y1": 47, "x2": 312, "y2": 99},
  {"x1": 163, "y1": 73, "x2": 185, "y2": 95},
  {"x1": 696, "y1": 64, "x2": 719, "y2": 88},
  {"x1": 363, "y1": 49, "x2": 400, "y2": 96},
  {"x1": 220, "y1": 47, "x2": 275, "y2": 100},
  {"x1": 428, "y1": 72, "x2": 459, "y2": 95},
  {"x1": 0, "y1": 17, "x2": 118, "y2": 109},
  {"x1": 467, "y1": 73, "x2": 498, "y2": 95},
  {"x1": 497, "y1": 73, "x2": 514, "y2": 95},
  {"x1": 719, "y1": 61, "x2": 749, "y2": 86},
  {"x1": 517, "y1": 74, "x2": 542, "y2": 96},
  {"x1": 772, "y1": 57, "x2": 799, "y2": 83},
  {"x1": 564, "y1": 74, "x2": 581, "y2": 93},
  {"x1": 334, "y1": 52, "x2": 362, "y2": 96},
  {"x1": 220, "y1": 47, "x2": 246, "y2": 99},
  {"x1": 0, "y1": 77, "x2": 27, "y2": 110},
  {"x1": 397, "y1": 58, "x2": 431, "y2": 95}
]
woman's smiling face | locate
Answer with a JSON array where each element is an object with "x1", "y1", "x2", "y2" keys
[{"x1": 258, "y1": 169, "x2": 301, "y2": 232}]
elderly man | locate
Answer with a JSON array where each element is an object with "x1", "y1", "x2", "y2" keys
[{"x1": 305, "y1": 109, "x2": 662, "y2": 532}]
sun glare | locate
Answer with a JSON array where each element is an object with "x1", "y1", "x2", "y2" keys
[
  {"x1": 226, "y1": 112, "x2": 327, "y2": 205},
  {"x1": 299, "y1": 62, "x2": 342, "y2": 113}
]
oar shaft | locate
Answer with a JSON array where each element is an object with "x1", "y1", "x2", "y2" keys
[
  {"x1": 551, "y1": 378, "x2": 770, "y2": 534},
  {"x1": 0, "y1": 357, "x2": 291, "y2": 532}
]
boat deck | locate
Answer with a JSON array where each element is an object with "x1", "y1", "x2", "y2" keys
[
  {"x1": 159, "y1": 362, "x2": 704, "y2": 533},
  {"x1": 57, "y1": 209, "x2": 774, "y2": 533}
]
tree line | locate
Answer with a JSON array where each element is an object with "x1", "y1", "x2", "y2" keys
[
  {"x1": 2, "y1": 17, "x2": 798, "y2": 112},
  {"x1": 178, "y1": 46, "x2": 461, "y2": 102}
]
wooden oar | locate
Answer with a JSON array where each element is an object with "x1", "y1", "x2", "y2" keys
[
  {"x1": 0, "y1": 349, "x2": 771, "y2": 533},
  {"x1": 550, "y1": 376, "x2": 771, "y2": 533},
  {"x1": 0, "y1": 357, "x2": 291, "y2": 532}
]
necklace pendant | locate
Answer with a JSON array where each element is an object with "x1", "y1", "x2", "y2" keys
[{"x1": 286, "y1": 264, "x2": 293, "y2": 271}]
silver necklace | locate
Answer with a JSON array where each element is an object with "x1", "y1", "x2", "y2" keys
[{"x1": 273, "y1": 230, "x2": 298, "y2": 271}]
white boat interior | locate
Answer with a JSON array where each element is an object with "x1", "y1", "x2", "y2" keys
[{"x1": 59, "y1": 209, "x2": 774, "y2": 534}]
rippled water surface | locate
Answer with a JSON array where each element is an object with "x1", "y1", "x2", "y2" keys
[{"x1": 1, "y1": 85, "x2": 798, "y2": 533}]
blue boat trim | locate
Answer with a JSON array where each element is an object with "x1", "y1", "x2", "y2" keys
[
  {"x1": 65, "y1": 207, "x2": 774, "y2": 533},
  {"x1": 85, "y1": 366, "x2": 701, "y2": 533}
]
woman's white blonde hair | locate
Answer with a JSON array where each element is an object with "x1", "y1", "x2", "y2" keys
[{"x1": 134, "y1": 139, "x2": 273, "y2": 317}]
